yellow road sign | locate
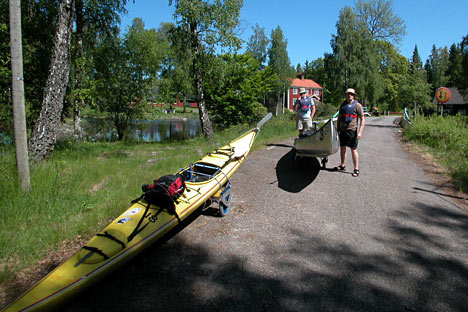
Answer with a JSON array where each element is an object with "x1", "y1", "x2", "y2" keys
[{"x1": 435, "y1": 87, "x2": 451, "y2": 103}]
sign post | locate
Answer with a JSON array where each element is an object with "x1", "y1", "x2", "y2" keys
[{"x1": 10, "y1": 0, "x2": 30, "y2": 191}]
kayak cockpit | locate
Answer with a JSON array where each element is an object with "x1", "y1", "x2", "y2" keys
[{"x1": 179, "y1": 162, "x2": 222, "y2": 183}]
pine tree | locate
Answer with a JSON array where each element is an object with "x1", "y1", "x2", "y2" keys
[
  {"x1": 267, "y1": 26, "x2": 292, "y2": 115},
  {"x1": 428, "y1": 45, "x2": 449, "y2": 90},
  {"x1": 296, "y1": 64, "x2": 303, "y2": 74},
  {"x1": 447, "y1": 43, "x2": 463, "y2": 87},
  {"x1": 460, "y1": 34, "x2": 468, "y2": 95},
  {"x1": 410, "y1": 45, "x2": 423, "y2": 76}
]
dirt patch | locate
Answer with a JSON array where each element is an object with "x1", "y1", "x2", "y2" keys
[
  {"x1": 89, "y1": 177, "x2": 110, "y2": 193},
  {"x1": 397, "y1": 133, "x2": 468, "y2": 213}
]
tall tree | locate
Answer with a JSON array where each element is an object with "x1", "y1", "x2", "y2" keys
[
  {"x1": 353, "y1": 0, "x2": 406, "y2": 44},
  {"x1": 304, "y1": 57, "x2": 328, "y2": 97},
  {"x1": 169, "y1": 0, "x2": 244, "y2": 138},
  {"x1": 267, "y1": 26, "x2": 292, "y2": 115},
  {"x1": 427, "y1": 45, "x2": 449, "y2": 90},
  {"x1": 28, "y1": 0, "x2": 75, "y2": 162},
  {"x1": 296, "y1": 63, "x2": 303, "y2": 74},
  {"x1": 0, "y1": 0, "x2": 12, "y2": 132},
  {"x1": 330, "y1": 7, "x2": 361, "y2": 94},
  {"x1": 70, "y1": 0, "x2": 128, "y2": 137},
  {"x1": 400, "y1": 45, "x2": 431, "y2": 113},
  {"x1": 409, "y1": 45, "x2": 423, "y2": 75},
  {"x1": 329, "y1": 6, "x2": 382, "y2": 107},
  {"x1": 158, "y1": 23, "x2": 194, "y2": 112},
  {"x1": 376, "y1": 40, "x2": 409, "y2": 111},
  {"x1": 94, "y1": 18, "x2": 164, "y2": 140},
  {"x1": 208, "y1": 53, "x2": 270, "y2": 127},
  {"x1": 1, "y1": 0, "x2": 57, "y2": 133},
  {"x1": 461, "y1": 34, "x2": 468, "y2": 93},
  {"x1": 246, "y1": 23, "x2": 269, "y2": 68},
  {"x1": 424, "y1": 59, "x2": 433, "y2": 86},
  {"x1": 446, "y1": 43, "x2": 463, "y2": 87}
]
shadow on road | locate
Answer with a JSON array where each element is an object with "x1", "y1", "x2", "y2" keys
[
  {"x1": 275, "y1": 149, "x2": 320, "y2": 193},
  {"x1": 413, "y1": 186, "x2": 468, "y2": 201},
  {"x1": 62, "y1": 201, "x2": 468, "y2": 312},
  {"x1": 267, "y1": 143, "x2": 294, "y2": 149},
  {"x1": 365, "y1": 123, "x2": 398, "y2": 129}
]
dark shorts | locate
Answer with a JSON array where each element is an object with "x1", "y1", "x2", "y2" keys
[{"x1": 339, "y1": 130, "x2": 358, "y2": 149}]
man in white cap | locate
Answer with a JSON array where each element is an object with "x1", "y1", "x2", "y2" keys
[
  {"x1": 293, "y1": 87, "x2": 316, "y2": 135},
  {"x1": 334, "y1": 88, "x2": 365, "y2": 177}
]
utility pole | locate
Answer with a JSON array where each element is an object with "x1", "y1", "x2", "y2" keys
[{"x1": 9, "y1": 0, "x2": 30, "y2": 191}]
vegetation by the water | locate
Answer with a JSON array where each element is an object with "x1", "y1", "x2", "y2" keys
[
  {"x1": 403, "y1": 115, "x2": 468, "y2": 192},
  {"x1": 0, "y1": 114, "x2": 296, "y2": 283},
  {"x1": 81, "y1": 105, "x2": 200, "y2": 121}
]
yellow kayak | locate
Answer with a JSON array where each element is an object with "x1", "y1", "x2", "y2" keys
[{"x1": 2, "y1": 113, "x2": 272, "y2": 312}]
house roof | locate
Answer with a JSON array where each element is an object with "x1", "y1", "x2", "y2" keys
[
  {"x1": 433, "y1": 88, "x2": 468, "y2": 105},
  {"x1": 290, "y1": 78, "x2": 323, "y2": 89}
]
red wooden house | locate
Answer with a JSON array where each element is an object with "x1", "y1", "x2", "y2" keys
[
  {"x1": 286, "y1": 74, "x2": 323, "y2": 110},
  {"x1": 175, "y1": 99, "x2": 198, "y2": 108}
]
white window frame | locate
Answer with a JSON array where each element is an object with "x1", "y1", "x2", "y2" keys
[{"x1": 293, "y1": 88, "x2": 298, "y2": 95}]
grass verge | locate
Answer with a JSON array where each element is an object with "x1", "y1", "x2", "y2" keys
[
  {"x1": 403, "y1": 114, "x2": 468, "y2": 192},
  {"x1": 0, "y1": 113, "x2": 297, "y2": 283}
]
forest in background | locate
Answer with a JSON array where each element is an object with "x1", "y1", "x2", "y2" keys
[{"x1": 1, "y1": 0, "x2": 468, "y2": 161}]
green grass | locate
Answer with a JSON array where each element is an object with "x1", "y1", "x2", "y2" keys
[
  {"x1": 0, "y1": 113, "x2": 296, "y2": 283},
  {"x1": 403, "y1": 114, "x2": 468, "y2": 192}
]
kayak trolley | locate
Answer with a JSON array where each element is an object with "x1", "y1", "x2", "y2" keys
[{"x1": 181, "y1": 162, "x2": 233, "y2": 217}]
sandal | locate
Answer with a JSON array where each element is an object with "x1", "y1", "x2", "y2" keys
[
  {"x1": 333, "y1": 165, "x2": 346, "y2": 171},
  {"x1": 352, "y1": 169, "x2": 360, "y2": 177}
]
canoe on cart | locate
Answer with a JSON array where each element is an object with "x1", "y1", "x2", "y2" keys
[
  {"x1": 2, "y1": 113, "x2": 272, "y2": 312},
  {"x1": 294, "y1": 118, "x2": 339, "y2": 168}
]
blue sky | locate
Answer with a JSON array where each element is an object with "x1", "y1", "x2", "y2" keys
[{"x1": 120, "y1": 0, "x2": 468, "y2": 66}]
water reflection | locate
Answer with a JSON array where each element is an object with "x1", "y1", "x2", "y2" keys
[{"x1": 82, "y1": 118, "x2": 201, "y2": 142}]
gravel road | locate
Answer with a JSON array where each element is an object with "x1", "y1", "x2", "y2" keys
[{"x1": 65, "y1": 116, "x2": 467, "y2": 312}]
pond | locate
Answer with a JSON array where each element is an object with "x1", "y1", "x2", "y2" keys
[{"x1": 82, "y1": 118, "x2": 201, "y2": 142}]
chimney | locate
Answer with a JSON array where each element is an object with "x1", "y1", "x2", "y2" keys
[{"x1": 297, "y1": 73, "x2": 304, "y2": 80}]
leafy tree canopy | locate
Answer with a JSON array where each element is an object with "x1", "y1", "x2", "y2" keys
[
  {"x1": 353, "y1": 0, "x2": 406, "y2": 44},
  {"x1": 246, "y1": 23, "x2": 269, "y2": 68}
]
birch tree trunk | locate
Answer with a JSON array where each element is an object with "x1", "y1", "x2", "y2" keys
[
  {"x1": 190, "y1": 22, "x2": 214, "y2": 139},
  {"x1": 275, "y1": 94, "x2": 280, "y2": 117},
  {"x1": 73, "y1": 0, "x2": 83, "y2": 138},
  {"x1": 282, "y1": 91, "x2": 285, "y2": 114},
  {"x1": 29, "y1": 0, "x2": 75, "y2": 162}
]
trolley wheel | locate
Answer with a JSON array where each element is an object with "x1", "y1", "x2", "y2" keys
[
  {"x1": 321, "y1": 157, "x2": 328, "y2": 169},
  {"x1": 218, "y1": 201, "x2": 230, "y2": 217},
  {"x1": 218, "y1": 183, "x2": 233, "y2": 217}
]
